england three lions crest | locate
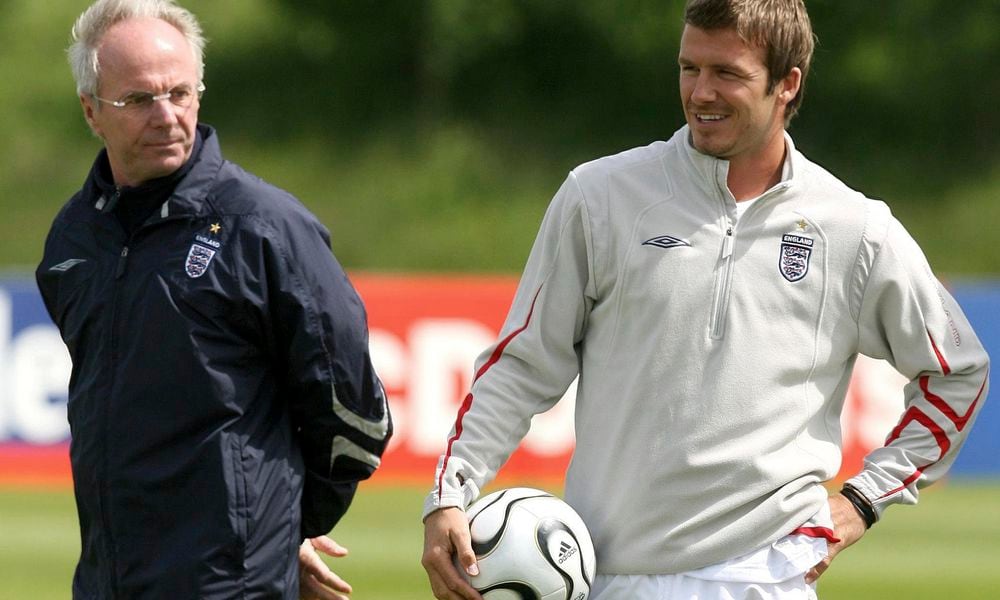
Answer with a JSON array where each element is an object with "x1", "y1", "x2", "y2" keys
[
  {"x1": 779, "y1": 234, "x2": 813, "y2": 282},
  {"x1": 185, "y1": 243, "x2": 216, "y2": 278}
]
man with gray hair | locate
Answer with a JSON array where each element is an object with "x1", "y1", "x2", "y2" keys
[{"x1": 36, "y1": 1, "x2": 391, "y2": 598}]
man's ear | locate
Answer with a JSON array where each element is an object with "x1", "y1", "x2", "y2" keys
[
  {"x1": 80, "y1": 94, "x2": 103, "y2": 138},
  {"x1": 777, "y1": 67, "x2": 803, "y2": 107}
]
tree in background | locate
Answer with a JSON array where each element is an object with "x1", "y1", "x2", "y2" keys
[{"x1": 3, "y1": 0, "x2": 998, "y2": 272}]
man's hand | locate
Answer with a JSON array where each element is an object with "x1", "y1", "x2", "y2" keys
[
  {"x1": 421, "y1": 507, "x2": 483, "y2": 600},
  {"x1": 805, "y1": 493, "x2": 868, "y2": 584},
  {"x1": 299, "y1": 536, "x2": 352, "y2": 600}
]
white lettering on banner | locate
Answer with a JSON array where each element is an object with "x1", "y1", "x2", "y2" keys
[
  {"x1": 407, "y1": 319, "x2": 496, "y2": 455},
  {"x1": 10, "y1": 326, "x2": 72, "y2": 443},
  {"x1": 523, "y1": 378, "x2": 577, "y2": 456},
  {"x1": 0, "y1": 291, "x2": 72, "y2": 443},
  {"x1": 0, "y1": 291, "x2": 581, "y2": 453},
  {"x1": 368, "y1": 329, "x2": 409, "y2": 453},
  {"x1": 0, "y1": 291, "x2": 8, "y2": 437},
  {"x1": 368, "y1": 319, "x2": 579, "y2": 458},
  {"x1": 0, "y1": 289, "x2": 909, "y2": 466}
]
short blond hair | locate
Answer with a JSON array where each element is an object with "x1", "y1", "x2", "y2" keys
[{"x1": 684, "y1": 0, "x2": 815, "y2": 122}]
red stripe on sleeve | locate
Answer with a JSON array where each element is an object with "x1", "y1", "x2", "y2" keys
[
  {"x1": 473, "y1": 286, "x2": 544, "y2": 381},
  {"x1": 436, "y1": 285, "x2": 544, "y2": 502},
  {"x1": 878, "y1": 370, "x2": 988, "y2": 500},
  {"x1": 880, "y1": 407, "x2": 950, "y2": 499},
  {"x1": 920, "y1": 375, "x2": 983, "y2": 431},
  {"x1": 880, "y1": 468, "x2": 927, "y2": 499},
  {"x1": 437, "y1": 393, "x2": 475, "y2": 501},
  {"x1": 884, "y1": 406, "x2": 951, "y2": 457},
  {"x1": 926, "y1": 330, "x2": 952, "y2": 376}
]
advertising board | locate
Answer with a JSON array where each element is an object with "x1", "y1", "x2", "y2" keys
[{"x1": 0, "y1": 274, "x2": 995, "y2": 486}]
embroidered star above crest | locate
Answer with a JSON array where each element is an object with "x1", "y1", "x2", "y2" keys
[
  {"x1": 796, "y1": 219, "x2": 808, "y2": 232},
  {"x1": 209, "y1": 223, "x2": 221, "y2": 235}
]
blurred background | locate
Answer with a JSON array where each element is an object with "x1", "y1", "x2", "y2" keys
[
  {"x1": 1, "y1": 1, "x2": 998, "y2": 598},
  {"x1": 3, "y1": 0, "x2": 999, "y2": 273}
]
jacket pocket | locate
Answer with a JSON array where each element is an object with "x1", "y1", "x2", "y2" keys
[{"x1": 225, "y1": 433, "x2": 252, "y2": 550}]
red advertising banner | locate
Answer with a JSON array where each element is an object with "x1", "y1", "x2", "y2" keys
[
  {"x1": 355, "y1": 273, "x2": 902, "y2": 486},
  {"x1": 356, "y1": 273, "x2": 581, "y2": 486},
  {"x1": 0, "y1": 273, "x2": 906, "y2": 488}
]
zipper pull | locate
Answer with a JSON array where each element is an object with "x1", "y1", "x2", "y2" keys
[
  {"x1": 105, "y1": 188, "x2": 123, "y2": 213},
  {"x1": 115, "y1": 246, "x2": 129, "y2": 279},
  {"x1": 721, "y1": 227, "x2": 734, "y2": 259}
]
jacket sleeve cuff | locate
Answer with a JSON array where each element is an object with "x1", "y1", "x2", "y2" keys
[
  {"x1": 300, "y1": 474, "x2": 358, "y2": 539},
  {"x1": 422, "y1": 476, "x2": 481, "y2": 521},
  {"x1": 845, "y1": 467, "x2": 918, "y2": 522}
]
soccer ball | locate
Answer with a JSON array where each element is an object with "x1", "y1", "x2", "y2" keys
[{"x1": 462, "y1": 487, "x2": 596, "y2": 600}]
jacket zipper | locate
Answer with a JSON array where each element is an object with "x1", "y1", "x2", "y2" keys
[
  {"x1": 708, "y1": 161, "x2": 791, "y2": 340},
  {"x1": 709, "y1": 159, "x2": 735, "y2": 340},
  {"x1": 104, "y1": 186, "x2": 128, "y2": 595},
  {"x1": 710, "y1": 225, "x2": 735, "y2": 340},
  {"x1": 103, "y1": 240, "x2": 129, "y2": 598},
  {"x1": 116, "y1": 246, "x2": 129, "y2": 279},
  {"x1": 101, "y1": 206, "x2": 187, "y2": 594}
]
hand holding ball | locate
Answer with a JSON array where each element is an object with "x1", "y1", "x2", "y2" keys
[{"x1": 461, "y1": 488, "x2": 597, "y2": 600}]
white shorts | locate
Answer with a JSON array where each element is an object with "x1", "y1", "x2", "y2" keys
[
  {"x1": 591, "y1": 573, "x2": 817, "y2": 600},
  {"x1": 592, "y1": 504, "x2": 834, "y2": 600}
]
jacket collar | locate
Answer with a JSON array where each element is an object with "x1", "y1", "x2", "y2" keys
[
  {"x1": 77, "y1": 123, "x2": 223, "y2": 222},
  {"x1": 164, "y1": 123, "x2": 224, "y2": 217},
  {"x1": 673, "y1": 124, "x2": 800, "y2": 201}
]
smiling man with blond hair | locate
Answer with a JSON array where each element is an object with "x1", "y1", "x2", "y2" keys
[{"x1": 421, "y1": 1, "x2": 989, "y2": 598}]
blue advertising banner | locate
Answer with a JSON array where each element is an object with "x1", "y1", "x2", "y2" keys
[
  {"x1": 945, "y1": 281, "x2": 1000, "y2": 477},
  {"x1": 0, "y1": 277, "x2": 73, "y2": 446}
]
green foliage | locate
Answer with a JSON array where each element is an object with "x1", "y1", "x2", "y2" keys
[
  {"x1": 2, "y1": 1, "x2": 998, "y2": 273},
  {"x1": 1, "y1": 483, "x2": 998, "y2": 599}
]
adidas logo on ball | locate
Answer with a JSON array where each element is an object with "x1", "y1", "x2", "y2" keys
[
  {"x1": 464, "y1": 487, "x2": 597, "y2": 599},
  {"x1": 557, "y1": 541, "x2": 578, "y2": 564}
]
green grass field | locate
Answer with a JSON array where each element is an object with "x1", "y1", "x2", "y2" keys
[{"x1": 1, "y1": 482, "x2": 998, "y2": 599}]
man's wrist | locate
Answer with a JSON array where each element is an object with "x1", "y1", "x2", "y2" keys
[{"x1": 839, "y1": 483, "x2": 877, "y2": 529}]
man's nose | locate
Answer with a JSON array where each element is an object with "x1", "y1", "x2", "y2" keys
[
  {"x1": 690, "y1": 72, "x2": 717, "y2": 104},
  {"x1": 147, "y1": 96, "x2": 180, "y2": 125}
]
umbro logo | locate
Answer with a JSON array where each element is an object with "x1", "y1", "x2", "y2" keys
[
  {"x1": 643, "y1": 235, "x2": 690, "y2": 249},
  {"x1": 557, "y1": 540, "x2": 578, "y2": 564},
  {"x1": 49, "y1": 258, "x2": 87, "y2": 272}
]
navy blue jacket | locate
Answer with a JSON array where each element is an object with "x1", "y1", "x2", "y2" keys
[{"x1": 36, "y1": 125, "x2": 391, "y2": 599}]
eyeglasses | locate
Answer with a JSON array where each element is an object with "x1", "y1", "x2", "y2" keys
[{"x1": 92, "y1": 82, "x2": 205, "y2": 112}]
